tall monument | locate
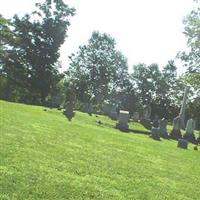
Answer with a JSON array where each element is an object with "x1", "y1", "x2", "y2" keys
[
  {"x1": 179, "y1": 86, "x2": 190, "y2": 121},
  {"x1": 170, "y1": 86, "x2": 190, "y2": 139}
]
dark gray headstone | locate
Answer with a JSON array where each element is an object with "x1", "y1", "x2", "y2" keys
[
  {"x1": 159, "y1": 118, "x2": 169, "y2": 138},
  {"x1": 110, "y1": 106, "x2": 118, "y2": 120},
  {"x1": 177, "y1": 139, "x2": 188, "y2": 149},
  {"x1": 151, "y1": 127, "x2": 160, "y2": 140},
  {"x1": 171, "y1": 116, "x2": 184, "y2": 139},
  {"x1": 116, "y1": 110, "x2": 129, "y2": 131}
]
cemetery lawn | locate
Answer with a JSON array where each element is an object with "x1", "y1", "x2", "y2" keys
[{"x1": 1, "y1": 100, "x2": 200, "y2": 200}]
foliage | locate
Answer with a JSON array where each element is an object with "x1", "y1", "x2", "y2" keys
[
  {"x1": 178, "y1": 5, "x2": 200, "y2": 73},
  {"x1": 131, "y1": 61, "x2": 181, "y2": 119},
  {"x1": 183, "y1": 73, "x2": 200, "y2": 92},
  {"x1": 178, "y1": 3, "x2": 200, "y2": 101},
  {"x1": 0, "y1": 0, "x2": 75, "y2": 104},
  {"x1": 68, "y1": 31, "x2": 129, "y2": 105},
  {"x1": 178, "y1": 3, "x2": 200, "y2": 128}
]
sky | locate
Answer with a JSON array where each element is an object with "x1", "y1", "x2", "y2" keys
[{"x1": 0, "y1": 0, "x2": 197, "y2": 74}]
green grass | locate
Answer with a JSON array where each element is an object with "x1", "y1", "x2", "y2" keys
[{"x1": 0, "y1": 100, "x2": 200, "y2": 200}]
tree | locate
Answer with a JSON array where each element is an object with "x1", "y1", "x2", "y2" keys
[
  {"x1": 0, "y1": 15, "x2": 20, "y2": 101},
  {"x1": 131, "y1": 63, "x2": 158, "y2": 106},
  {"x1": 0, "y1": 0, "x2": 75, "y2": 104},
  {"x1": 68, "y1": 31, "x2": 129, "y2": 106},
  {"x1": 179, "y1": 5, "x2": 200, "y2": 73},
  {"x1": 178, "y1": 2, "x2": 200, "y2": 128},
  {"x1": 131, "y1": 61, "x2": 180, "y2": 119}
]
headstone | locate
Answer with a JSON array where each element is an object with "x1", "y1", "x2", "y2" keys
[
  {"x1": 184, "y1": 118, "x2": 196, "y2": 143},
  {"x1": 110, "y1": 105, "x2": 118, "y2": 120},
  {"x1": 171, "y1": 86, "x2": 189, "y2": 140},
  {"x1": 87, "y1": 103, "x2": 93, "y2": 116},
  {"x1": 152, "y1": 115, "x2": 159, "y2": 128},
  {"x1": 179, "y1": 86, "x2": 190, "y2": 121},
  {"x1": 140, "y1": 105, "x2": 152, "y2": 130},
  {"x1": 159, "y1": 118, "x2": 169, "y2": 138},
  {"x1": 64, "y1": 87, "x2": 76, "y2": 121},
  {"x1": 102, "y1": 103, "x2": 113, "y2": 116},
  {"x1": 116, "y1": 110, "x2": 129, "y2": 131},
  {"x1": 151, "y1": 127, "x2": 160, "y2": 140},
  {"x1": 51, "y1": 95, "x2": 62, "y2": 108},
  {"x1": 185, "y1": 118, "x2": 196, "y2": 134},
  {"x1": 102, "y1": 103, "x2": 118, "y2": 120},
  {"x1": 133, "y1": 112, "x2": 140, "y2": 122},
  {"x1": 64, "y1": 99, "x2": 75, "y2": 121},
  {"x1": 171, "y1": 116, "x2": 184, "y2": 139},
  {"x1": 150, "y1": 118, "x2": 169, "y2": 140},
  {"x1": 177, "y1": 139, "x2": 188, "y2": 149}
]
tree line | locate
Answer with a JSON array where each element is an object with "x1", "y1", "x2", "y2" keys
[{"x1": 0, "y1": 0, "x2": 199, "y2": 128}]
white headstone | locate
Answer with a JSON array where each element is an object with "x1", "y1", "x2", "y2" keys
[
  {"x1": 116, "y1": 110, "x2": 129, "y2": 131},
  {"x1": 186, "y1": 118, "x2": 195, "y2": 134}
]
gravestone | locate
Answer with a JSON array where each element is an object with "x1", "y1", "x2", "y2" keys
[
  {"x1": 152, "y1": 115, "x2": 159, "y2": 128},
  {"x1": 179, "y1": 86, "x2": 190, "y2": 121},
  {"x1": 87, "y1": 103, "x2": 93, "y2": 116},
  {"x1": 171, "y1": 116, "x2": 184, "y2": 139},
  {"x1": 110, "y1": 105, "x2": 118, "y2": 120},
  {"x1": 159, "y1": 118, "x2": 169, "y2": 138},
  {"x1": 151, "y1": 127, "x2": 160, "y2": 140},
  {"x1": 102, "y1": 103, "x2": 113, "y2": 116},
  {"x1": 133, "y1": 112, "x2": 140, "y2": 122},
  {"x1": 185, "y1": 118, "x2": 196, "y2": 134},
  {"x1": 184, "y1": 118, "x2": 196, "y2": 144},
  {"x1": 102, "y1": 103, "x2": 118, "y2": 120},
  {"x1": 116, "y1": 110, "x2": 129, "y2": 131},
  {"x1": 177, "y1": 139, "x2": 188, "y2": 149},
  {"x1": 150, "y1": 118, "x2": 168, "y2": 140},
  {"x1": 51, "y1": 95, "x2": 62, "y2": 108},
  {"x1": 64, "y1": 101, "x2": 75, "y2": 121},
  {"x1": 140, "y1": 105, "x2": 152, "y2": 130},
  {"x1": 64, "y1": 87, "x2": 76, "y2": 121},
  {"x1": 171, "y1": 86, "x2": 189, "y2": 139}
]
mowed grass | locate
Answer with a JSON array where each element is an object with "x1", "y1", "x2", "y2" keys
[{"x1": 0, "y1": 100, "x2": 200, "y2": 200}]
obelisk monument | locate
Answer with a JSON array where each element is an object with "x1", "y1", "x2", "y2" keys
[{"x1": 179, "y1": 86, "x2": 190, "y2": 121}]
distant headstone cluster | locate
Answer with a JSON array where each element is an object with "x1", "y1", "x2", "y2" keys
[
  {"x1": 65, "y1": 85, "x2": 199, "y2": 150},
  {"x1": 149, "y1": 86, "x2": 198, "y2": 149}
]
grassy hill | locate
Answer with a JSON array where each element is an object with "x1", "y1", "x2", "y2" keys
[{"x1": 0, "y1": 100, "x2": 200, "y2": 200}]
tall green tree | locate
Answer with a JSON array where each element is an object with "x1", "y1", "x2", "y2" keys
[
  {"x1": 0, "y1": 15, "x2": 19, "y2": 100},
  {"x1": 131, "y1": 61, "x2": 179, "y2": 119},
  {"x1": 179, "y1": 5, "x2": 200, "y2": 73},
  {"x1": 68, "y1": 31, "x2": 129, "y2": 105},
  {"x1": 178, "y1": 2, "x2": 200, "y2": 128},
  {"x1": 178, "y1": 2, "x2": 200, "y2": 93},
  {"x1": 1, "y1": 0, "x2": 75, "y2": 104}
]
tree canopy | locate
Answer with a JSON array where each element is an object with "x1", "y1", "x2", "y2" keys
[
  {"x1": 67, "y1": 31, "x2": 129, "y2": 105},
  {"x1": 0, "y1": 0, "x2": 75, "y2": 104}
]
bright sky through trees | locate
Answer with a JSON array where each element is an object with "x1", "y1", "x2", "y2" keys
[{"x1": 0, "y1": 0, "x2": 196, "y2": 74}]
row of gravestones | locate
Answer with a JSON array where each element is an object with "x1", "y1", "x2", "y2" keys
[
  {"x1": 63, "y1": 86, "x2": 199, "y2": 149},
  {"x1": 115, "y1": 109, "x2": 199, "y2": 149},
  {"x1": 114, "y1": 86, "x2": 199, "y2": 149}
]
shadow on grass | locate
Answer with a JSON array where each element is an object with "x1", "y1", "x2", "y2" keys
[
  {"x1": 96, "y1": 120, "x2": 151, "y2": 135},
  {"x1": 129, "y1": 128, "x2": 151, "y2": 135}
]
